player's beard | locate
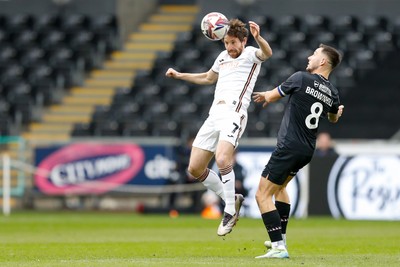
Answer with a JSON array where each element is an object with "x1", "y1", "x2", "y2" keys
[{"x1": 228, "y1": 47, "x2": 243, "y2": 58}]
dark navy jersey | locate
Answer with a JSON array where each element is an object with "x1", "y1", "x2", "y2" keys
[{"x1": 276, "y1": 71, "x2": 340, "y2": 154}]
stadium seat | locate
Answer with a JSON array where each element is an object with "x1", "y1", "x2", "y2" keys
[
  {"x1": 300, "y1": 15, "x2": 330, "y2": 34},
  {"x1": 39, "y1": 30, "x2": 66, "y2": 50},
  {"x1": 347, "y1": 50, "x2": 376, "y2": 79},
  {"x1": 308, "y1": 32, "x2": 336, "y2": 49},
  {"x1": 93, "y1": 119, "x2": 120, "y2": 136},
  {"x1": 368, "y1": 31, "x2": 395, "y2": 59},
  {"x1": 272, "y1": 15, "x2": 301, "y2": 34},
  {"x1": 280, "y1": 31, "x2": 308, "y2": 52},
  {"x1": 4, "y1": 14, "x2": 34, "y2": 34},
  {"x1": 121, "y1": 120, "x2": 150, "y2": 137},
  {"x1": 142, "y1": 101, "x2": 170, "y2": 122},
  {"x1": 191, "y1": 85, "x2": 215, "y2": 105},
  {"x1": 151, "y1": 121, "x2": 179, "y2": 137},
  {"x1": 34, "y1": 13, "x2": 60, "y2": 32},
  {"x1": 71, "y1": 123, "x2": 93, "y2": 137},
  {"x1": 330, "y1": 64, "x2": 356, "y2": 95},
  {"x1": 18, "y1": 47, "x2": 46, "y2": 67},
  {"x1": 339, "y1": 31, "x2": 367, "y2": 52},
  {"x1": 330, "y1": 15, "x2": 358, "y2": 35},
  {"x1": 170, "y1": 102, "x2": 198, "y2": 122},
  {"x1": 358, "y1": 16, "x2": 388, "y2": 35},
  {"x1": 290, "y1": 49, "x2": 313, "y2": 70},
  {"x1": 163, "y1": 84, "x2": 191, "y2": 105},
  {"x1": 89, "y1": 14, "x2": 119, "y2": 52}
]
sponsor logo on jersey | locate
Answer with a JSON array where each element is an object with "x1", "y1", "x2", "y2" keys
[{"x1": 313, "y1": 80, "x2": 332, "y2": 96}]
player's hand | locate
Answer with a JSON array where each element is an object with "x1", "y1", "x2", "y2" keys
[
  {"x1": 249, "y1": 21, "x2": 260, "y2": 39},
  {"x1": 337, "y1": 105, "x2": 344, "y2": 118},
  {"x1": 253, "y1": 91, "x2": 269, "y2": 107},
  {"x1": 165, "y1": 68, "x2": 179, "y2": 79}
]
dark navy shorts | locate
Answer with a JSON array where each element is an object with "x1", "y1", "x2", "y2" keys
[{"x1": 261, "y1": 148, "x2": 313, "y2": 185}]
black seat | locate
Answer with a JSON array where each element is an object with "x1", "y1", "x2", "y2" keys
[
  {"x1": 68, "y1": 30, "x2": 99, "y2": 70},
  {"x1": 330, "y1": 64, "x2": 356, "y2": 95},
  {"x1": 142, "y1": 101, "x2": 170, "y2": 122},
  {"x1": 358, "y1": 16, "x2": 388, "y2": 35},
  {"x1": 191, "y1": 85, "x2": 214, "y2": 105},
  {"x1": 300, "y1": 15, "x2": 330, "y2": 34},
  {"x1": 368, "y1": 31, "x2": 395, "y2": 58},
  {"x1": 60, "y1": 14, "x2": 90, "y2": 33},
  {"x1": 18, "y1": 47, "x2": 46, "y2": 67},
  {"x1": 5, "y1": 14, "x2": 34, "y2": 34},
  {"x1": 133, "y1": 83, "x2": 163, "y2": 104},
  {"x1": 93, "y1": 119, "x2": 120, "y2": 136},
  {"x1": 347, "y1": 50, "x2": 376, "y2": 79},
  {"x1": 89, "y1": 14, "x2": 119, "y2": 52},
  {"x1": 290, "y1": 49, "x2": 313, "y2": 70},
  {"x1": 71, "y1": 123, "x2": 93, "y2": 137},
  {"x1": 121, "y1": 119, "x2": 150, "y2": 137},
  {"x1": 339, "y1": 31, "x2": 367, "y2": 52},
  {"x1": 170, "y1": 102, "x2": 198, "y2": 122},
  {"x1": 34, "y1": 13, "x2": 60, "y2": 32},
  {"x1": 12, "y1": 30, "x2": 38, "y2": 50},
  {"x1": 330, "y1": 15, "x2": 358, "y2": 35},
  {"x1": 308, "y1": 32, "x2": 336, "y2": 48},
  {"x1": 39, "y1": 30, "x2": 66, "y2": 50},
  {"x1": 163, "y1": 84, "x2": 191, "y2": 105},
  {"x1": 272, "y1": 15, "x2": 301, "y2": 34},
  {"x1": 280, "y1": 32, "x2": 308, "y2": 52},
  {"x1": 48, "y1": 47, "x2": 84, "y2": 87},
  {"x1": 151, "y1": 121, "x2": 179, "y2": 137}
]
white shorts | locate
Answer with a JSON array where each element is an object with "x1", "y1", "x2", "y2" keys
[{"x1": 192, "y1": 105, "x2": 247, "y2": 153}]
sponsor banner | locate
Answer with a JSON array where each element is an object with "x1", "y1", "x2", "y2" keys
[
  {"x1": 328, "y1": 155, "x2": 400, "y2": 220},
  {"x1": 34, "y1": 143, "x2": 178, "y2": 195}
]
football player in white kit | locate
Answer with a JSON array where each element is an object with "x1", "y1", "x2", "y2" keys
[{"x1": 166, "y1": 19, "x2": 272, "y2": 236}]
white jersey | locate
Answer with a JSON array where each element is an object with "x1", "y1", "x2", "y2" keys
[{"x1": 209, "y1": 46, "x2": 263, "y2": 116}]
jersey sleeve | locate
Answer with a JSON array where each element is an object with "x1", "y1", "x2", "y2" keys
[
  {"x1": 247, "y1": 46, "x2": 264, "y2": 63},
  {"x1": 329, "y1": 91, "x2": 341, "y2": 113},
  {"x1": 277, "y1": 71, "x2": 303, "y2": 97},
  {"x1": 211, "y1": 51, "x2": 225, "y2": 73}
]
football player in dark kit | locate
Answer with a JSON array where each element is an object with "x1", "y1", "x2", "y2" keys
[{"x1": 252, "y1": 44, "x2": 344, "y2": 259}]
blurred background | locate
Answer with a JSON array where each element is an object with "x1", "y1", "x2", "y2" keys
[{"x1": 0, "y1": 0, "x2": 399, "y2": 220}]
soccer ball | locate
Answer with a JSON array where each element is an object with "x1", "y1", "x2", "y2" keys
[{"x1": 200, "y1": 12, "x2": 229, "y2": 41}]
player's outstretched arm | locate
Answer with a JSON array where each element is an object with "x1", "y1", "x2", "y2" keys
[
  {"x1": 253, "y1": 88, "x2": 282, "y2": 108},
  {"x1": 328, "y1": 105, "x2": 344, "y2": 123},
  {"x1": 165, "y1": 68, "x2": 218, "y2": 85},
  {"x1": 249, "y1": 21, "x2": 272, "y2": 61}
]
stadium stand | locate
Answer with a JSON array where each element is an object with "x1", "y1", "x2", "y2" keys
[{"x1": 1, "y1": 2, "x2": 399, "y2": 141}]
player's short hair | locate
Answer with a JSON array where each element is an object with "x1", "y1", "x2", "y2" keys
[
  {"x1": 227, "y1": 19, "x2": 248, "y2": 42},
  {"x1": 319, "y1": 43, "x2": 342, "y2": 70}
]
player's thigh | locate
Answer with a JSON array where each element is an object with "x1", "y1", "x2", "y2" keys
[
  {"x1": 215, "y1": 140, "x2": 235, "y2": 167},
  {"x1": 188, "y1": 146, "x2": 214, "y2": 176},
  {"x1": 192, "y1": 118, "x2": 219, "y2": 153},
  {"x1": 218, "y1": 111, "x2": 246, "y2": 147}
]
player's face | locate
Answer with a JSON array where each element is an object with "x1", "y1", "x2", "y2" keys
[
  {"x1": 306, "y1": 47, "x2": 325, "y2": 72},
  {"x1": 223, "y1": 35, "x2": 246, "y2": 58}
]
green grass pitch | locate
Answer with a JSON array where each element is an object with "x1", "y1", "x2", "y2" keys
[{"x1": 0, "y1": 212, "x2": 399, "y2": 266}]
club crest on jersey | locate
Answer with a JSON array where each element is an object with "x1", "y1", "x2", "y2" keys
[{"x1": 314, "y1": 81, "x2": 320, "y2": 88}]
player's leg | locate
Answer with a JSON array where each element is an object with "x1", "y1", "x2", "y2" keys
[
  {"x1": 275, "y1": 176, "x2": 294, "y2": 247},
  {"x1": 215, "y1": 140, "x2": 236, "y2": 215},
  {"x1": 187, "y1": 147, "x2": 224, "y2": 200},
  {"x1": 264, "y1": 175, "x2": 294, "y2": 249},
  {"x1": 214, "y1": 140, "x2": 244, "y2": 236},
  {"x1": 255, "y1": 176, "x2": 289, "y2": 259}
]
